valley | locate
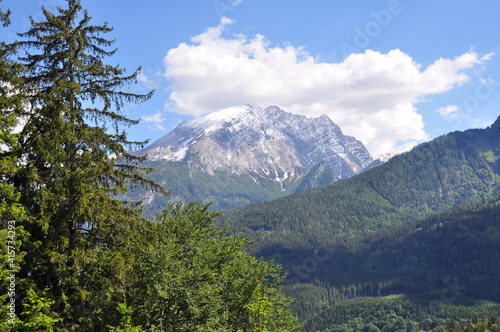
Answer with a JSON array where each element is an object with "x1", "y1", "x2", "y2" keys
[{"x1": 134, "y1": 109, "x2": 500, "y2": 331}]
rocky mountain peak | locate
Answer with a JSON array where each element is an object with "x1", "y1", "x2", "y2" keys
[
  {"x1": 491, "y1": 116, "x2": 500, "y2": 130},
  {"x1": 137, "y1": 105, "x2": 373, "y2": 180}
]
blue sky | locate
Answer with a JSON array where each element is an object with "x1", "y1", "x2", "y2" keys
[{"x1": 2, "y1": 0, "x2": 500, "y2": 156}]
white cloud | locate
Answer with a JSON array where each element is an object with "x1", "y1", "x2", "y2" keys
[
  {"x1": 137, "y1": 70, "x2": 160, "y2": 89},
  {"x1": 471, "y1": 117, "x2": 494, "y2": 129},
  {"x1": 141, "y1": 112, "x2": 166, "y2": 131},
  {"x1": 219, "y1": 16, "x2": 234, "y2": 26},
  {"x1": 163, "y1": 21, "x2": 491, "y2": 155},
  {"x1": 436, "y1": 105, "x2": 459, "y2": 118}
]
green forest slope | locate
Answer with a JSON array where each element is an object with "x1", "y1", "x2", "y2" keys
[
  {"x1": 284, "y1": 199, "x2": 500, "y2": 330},
  {"x1": 220, "y1": 119, "x2": 500, "y2": 257},
  {"x1": 219, "y1": 120, "x2": 500, "y2": 330}
]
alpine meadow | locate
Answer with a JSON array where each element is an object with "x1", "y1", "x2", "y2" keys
[{"x1": 1, "y1": 1, "x2": 500, "y2": 332}]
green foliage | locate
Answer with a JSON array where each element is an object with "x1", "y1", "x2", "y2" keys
[
  {"x1": 295, "y1": 295, "x2": 500, "y2": 332},
  {"x1": 0, "y1": 1, "x2": 29, "y2": 329},
  {"x1": 0, "y1": 0, "x2": 26, "y2": 234},
  {"x1": 244, "y1": 276, "x2": 301, "y2": 332},
  {"x1": 0, "y1": 1, "x2": 300, "y2": 331},
  {"x1": 107, "y1": 303, "x2": 142, "y2": 332},
  {"x1": 6, "y1": 0, "x2": 162, "y2": 329},
  {"x1": 0, "y1": 225, "x2": 28, "y2": 331},
  {"x1": 132, "y1": 201, "x2": 301, "y2": 331},
  {"x1": 17, "y1": 286, "x2": 63, "y2": 331},
  {"x1": 0, "y1": 2, "x2": 10, "y2": 27},
  {"x1": 126, "y1": 160, "x2": 291, "y2": 217},
  {"x1": 279, "y1": 199, "x2": 500, "y2": 330},
  {"x1": 426, "y1": 316, "x2": 500, "y2": 332},
  {"x1": 246, "y1": 284, "x2": 273, "y2": 332},
  {"x1": 219, "y1": 125, "x2": 500, "y2": 329},
  {"x1": 3, "y1": 1, "x2": 499, "y2": 331}
]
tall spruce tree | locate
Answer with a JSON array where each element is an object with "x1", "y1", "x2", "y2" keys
[
  {"x1": 0, "y1": 1, "x2": 30, "y2": 329},
  {"x1": 13, "y1": 0, "x2": 164, "y2": 329},
  {"x1": 0, "y1": 2, "x2": 25, "y2": 223},
  {"x1": 7, "y1": 1, "x2": 302, "y2": 330}
]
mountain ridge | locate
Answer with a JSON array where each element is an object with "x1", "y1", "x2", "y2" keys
[
  {"x1": 137, "y1": 105, "x2": 373, "y2": 180},
  {"x1": 219, "y1": 116, "x2": 500, "y2": 254},
  {"x1": 127, "y1": 105, "x2": 378, "y2": 215},
  {"x1": 216, "y1": 116, "x2": 500, "y2": 330}
]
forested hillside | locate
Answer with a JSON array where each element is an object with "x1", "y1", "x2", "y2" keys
[
  {"x1": 221, "y1": 120, "x2": 500, "y2": 256},
  {"x1": 219, "y1": 122, "x2": 500, "y2": 330},
  {"x1": 283, "y1": 199, "x2": 500, "y2": 330}
]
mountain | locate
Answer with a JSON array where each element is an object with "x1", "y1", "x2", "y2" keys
[
  {"x1": 217, "y1": 117, "x2": 500, "y2": 330},
  {"x1": 130, "y1": 105, "x2": 374, "y2": 215},
  {"x1": 220, "y1": 116, "x2": 500, "y2": 256},
  {"x1": 138, "y1": 105, "x2": 372, "y2": 178}
]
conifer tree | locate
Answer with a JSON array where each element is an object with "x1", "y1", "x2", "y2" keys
[
  {"x1": 0, "y1": 1, "x2": 30, "y2": 328},
  {"x1": 12, "y1": 0, "x2": 164, "y2": 329},
  {"x1": 7, "y1": 1, "x2": 302, "y2": 330},
  {"x1": 0, "y1": 2, "x2": 25, "y2": 223}
]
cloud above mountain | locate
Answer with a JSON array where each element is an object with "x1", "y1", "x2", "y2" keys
[
  {"x1": 141, "y1": 111, "x2": 167, "y2": 131},
  {"x1": 163, "y1": 18, "x2": 492, "y2": 155},
  {"x1": 436, "y1": 105, "x2": 459, "y2": 118}
]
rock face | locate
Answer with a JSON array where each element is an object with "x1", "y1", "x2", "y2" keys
[{"x1": 138, "y1": 105, "x2": 373, "y2": 180}]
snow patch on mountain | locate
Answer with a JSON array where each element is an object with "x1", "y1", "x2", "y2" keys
[{"x1": 137, "y1": 105, "x2": 374, "y2": 180}]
